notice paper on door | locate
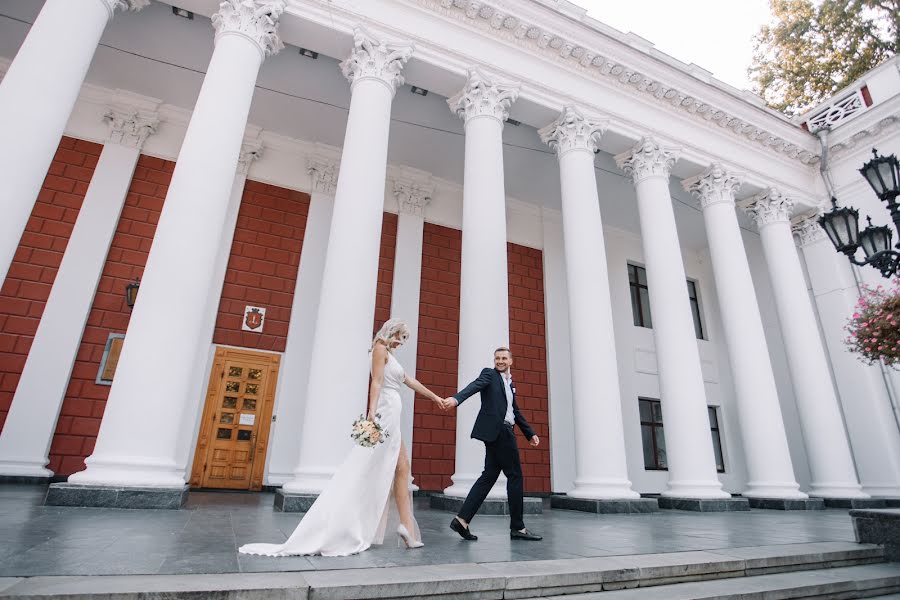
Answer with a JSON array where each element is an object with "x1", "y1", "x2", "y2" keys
[{"x1": 239, "y1": 413, "x2": 255, "y2": 426}]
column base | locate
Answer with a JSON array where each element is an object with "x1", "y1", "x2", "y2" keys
[
  {"x1": 45, "y1": 483, "x2": 188, "y2": 509},
  {"x1": 551, "y1": 494, "x2": 659, "y2": 514},
  {"x1": 0, "y1": 460, "x2": 53, "y2": 479},
  {"x1": 746, "y1": 497, "x2": 826, "y2": 510},
  {"x1": 657, "y1": 496, "x2": 750, "y2": 512},
  {"x1": 0, "y1": 474, "x2": 53, "y2": 484},
  {"x1": 428, "y1": 493, "x2": 542, "y2": 515},
  {"x1": 822, "y1": 497, "x2": 889, "y2": 509},
  {"x1": 274, "y1": 489, "x2": 318, "y2": 512}
]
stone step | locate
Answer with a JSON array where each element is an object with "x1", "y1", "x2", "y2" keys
[
  {"x1": 0, "y1": 541, "x2": 884, "y2": 599},
  {"x1": 547, "y1": 563, "x2": 900, "y2": 599}
]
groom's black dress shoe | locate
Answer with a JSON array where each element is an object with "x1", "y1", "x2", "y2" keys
[
  {"x1": 510, "y1": 528, "x2": 542, "y2": 541},
  {"x1": 450, "y1": 518, "x2": 478, "y2": 540}
]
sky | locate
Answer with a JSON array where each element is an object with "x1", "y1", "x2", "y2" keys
[{"x1": 575, "y1": 0, "x2": 773, "y2": 91}]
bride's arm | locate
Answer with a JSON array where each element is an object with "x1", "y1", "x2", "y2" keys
[
  {"x1": 403, "y1": 374, "x2": 442, "y2": 405},
  {"x1": 368, "y1": 343, "x2": 388, "y2": 420}
]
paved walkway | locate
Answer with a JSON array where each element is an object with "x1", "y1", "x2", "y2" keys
[{"x1": 0, "y1": 484, "x2": 859, "y2": 577}]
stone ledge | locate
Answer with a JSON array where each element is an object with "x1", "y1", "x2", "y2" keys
[
  {"x1": 274, "y1": 490, "x2": 317, "y2": 513},
  {"x1": 823, "y1": 497, "x2": 888, "y2": 509},
  {"x1": 44, "y1": 483, "x2": 188, "y2": 510},
  {"x1": 550, "y1": 494, "x2": 659, "y2": 513},
  {"x1": 747, "y1": 497, "x2": 826, "y2": 511},
  {"x1": 429, "y1": 493, "x2": 542, "y2": 515},
  {"x1": 657, "y1": 496, "x2": 750, "y2": 512},
  {"x1": 0, "y1": 475, "x2": 51, "y2": 485},
  {"x1": 851, "y1": 508, "x2": 900, "y2": 562}
]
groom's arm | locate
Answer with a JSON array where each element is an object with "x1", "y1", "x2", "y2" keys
[
  {"x1": 452, "y1": 368, "x2": 493, "y2": 406},
  {"x1": 512, "y1": 397, "x2": 536, "y2": 441}
]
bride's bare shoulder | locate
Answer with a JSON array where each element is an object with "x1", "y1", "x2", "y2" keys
[{"x1": 371, "y1": 340, "x2": 389, "y2": 363}]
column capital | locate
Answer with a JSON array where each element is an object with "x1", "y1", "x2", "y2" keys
[
  {"x1": 538, "y1": 105, "x2": 607, "y2": 158},
  {"x1": 615, "y1": 137, "x2": 680, "y2": 184},
  {"x1": 212, "y1": 0, "x2": 286, "y2": 60},
  {"x1": 237, "y1": 139, "x2": 263, "y2": 175},
  {"x1": 98, "y1": 0, "x2": 150, "y2": 19},
  {"x1": 742, "y1": 188, "x2": 795, "y2": 228},
  {"x1": 792, "y1": 214, "x2": 828, "y2": 247},
  {"x1": 339, "y1": 27, "x2": 414, "y2": 96},
  {"x1": 683, "y1": 163, "x2": 743, "y2": 210},
  {"x1": 448, "y1": 68, "x2": 521, "y2": 124},
  {"x1": 307, "y1": 156, "x2": 339, "y2": 195},
  {"x1": 103, "y1": 106, "x2": 159, "y2": 150},
  {"x1": 392, "y1": 176, "x2": 434, "y2": 218}
]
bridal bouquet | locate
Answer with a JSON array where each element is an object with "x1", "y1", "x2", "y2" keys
[{"x1": 351, "y1": 413, "x2": 389, "y2": 447}]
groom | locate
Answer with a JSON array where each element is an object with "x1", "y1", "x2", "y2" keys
[{"x1": 441, "y1": 347, "x2": 542, "y2": 541}]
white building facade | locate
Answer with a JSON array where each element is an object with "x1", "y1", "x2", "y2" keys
[{"x1": 0, "y1": 0, "x2": 898, "y2": 509}]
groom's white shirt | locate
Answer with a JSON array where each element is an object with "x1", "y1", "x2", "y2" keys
[{"x1": 502, "y1": 371, "x2": 514, "y2": 425}]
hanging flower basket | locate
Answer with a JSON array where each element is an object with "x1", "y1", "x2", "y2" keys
[{"x1": 844, "y1": 278, "x2": 900, "y2": 369}]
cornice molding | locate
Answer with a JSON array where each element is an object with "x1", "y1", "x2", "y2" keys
[{"x1": 420, "y1": 0, "x2": 819, "y2": 165}]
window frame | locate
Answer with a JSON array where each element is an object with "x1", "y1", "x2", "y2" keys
[
  {"x1": 639, "y1": 397, "x2": 667, "y2": 471},
  {"x1": 95, "y1": 333, "x2": 126, "y2": 386},
  {"x1": 628, "y1": 263, "x2": 652, "y2": 329},
  {"x1": 686, "y1": 278, "x2": 706, "y2": 341},
  {"x1": 708, "y1": 405, "x2": 726, "y2": 473}
]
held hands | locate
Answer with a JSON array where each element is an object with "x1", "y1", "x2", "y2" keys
[{"x1": 435, "y1": 397, "x2": 458, "y2": 411}]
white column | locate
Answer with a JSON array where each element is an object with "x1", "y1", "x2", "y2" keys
[
  {"x1": 743, "y1": 190, "x2": 867, "y2": 498},
  {"x1": 0, "y1": 0, "x2": 148, "y2": 288},
  {"x1": 794, "y1": 216, "x2": 900, "y2": 496},
  {"x1": 0, "y1": 103, "x2": 158, "y2": 478},
  {"x1": 176, "y1": 137, "x2": 264, "y2": 473},
  {"x1": 265, "y1": 157, "x2": 336, "y2": 485},
  {"x1": 389, "y1": 174, "x2": 433, "y2": 488},
  {"x1": 615, "y1": 138, "x2": 728, "y2": 499},
  {"x1": 443, "y1": 68, "x2": 520, "y2": 499},
  {"x1": 538, "y1": 106, "x2": 637, "y2": 499},
  {"x1": 283, "y1": 29, "x2": 413, "y2": 494},
  {"x1": 684, "y1": 165, "x2": 804, "y2": 499},
  {"x1": 68, "y1": 0, "x2": 286, "y2": 488}
]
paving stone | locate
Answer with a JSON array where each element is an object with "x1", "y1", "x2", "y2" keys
[
  {"x1": 429, "y1": 493, "x2": 542, "y2": 515},
  {"x1": 550, "y1": 495, "x2": 659, "y2": 514},
  {"x1": 657, "y1": 497, "x2": 750, "y2": 512}
]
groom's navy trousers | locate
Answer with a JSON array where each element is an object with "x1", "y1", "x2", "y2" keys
[{"x1": 453, "y1": 368, "x2": 536, "y2": 531}]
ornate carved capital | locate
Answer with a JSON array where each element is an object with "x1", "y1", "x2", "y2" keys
[
  {"x1": 448, "y1": 68, "x2": 521, "y2": 124},
  {"x1": 212, "y1": 0, "x2": 286, "y2": 60},
  {"x1": 98, "y1": 0, "x2": 150, "y2": 19},
  {"x1": 615, "y1": 137, "x2": 680, "y2": 184},
  {"x1": 742, "y1": 188, "x2": 795, "y2": 228},
  {"x1": 392, "y1": 177, "x2": 434, "y2": 217},
  {"x1": 538, "y1": 105, "x2": 606, "y2": 157},
  {"x1": 103, "y1": 106, "x2": 159, "y2": 149},
  {"x1": 792, "y1": 214, "x2": 828, "y2": 247},
  {"x1": 339, "y1": 27, "x2": 414, "y2": 95},
  {"x1": 307, "y1": 157, "x2": 339, "y2": 195},
  {"x1": 683, "y1": 163, "x2": 743, "y2": 210},
  {"x1": 237, "y1": 140, "x2": 263, "y2": 175}
]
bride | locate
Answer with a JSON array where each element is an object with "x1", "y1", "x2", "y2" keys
[{"x1": 239, "y1": 318, "x2": 445, "y2": 556}]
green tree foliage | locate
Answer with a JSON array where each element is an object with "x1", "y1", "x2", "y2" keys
[{"x1": 750, "y1": 0, "x2": 899, "y2": 116}]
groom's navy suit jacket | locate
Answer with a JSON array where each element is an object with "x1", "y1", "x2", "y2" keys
[{"x1": 454, "y1": 368, "x2": 536, "y2": 443}]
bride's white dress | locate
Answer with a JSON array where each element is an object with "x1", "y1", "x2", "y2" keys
[{"x1": 239, "y1": 352, "x2": 419, "y2": 557}]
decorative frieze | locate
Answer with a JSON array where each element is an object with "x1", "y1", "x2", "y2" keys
[
  {"x1": 103, "y1": 106, "x2": 159, "y2": 149},
  {"x1": 538, "y1": 105, "x2": 606, "y2": 157},
  {"x1": 212, "y1": 0, "x2": 286, "y2": 59},
  {"x1": 793, "y1": 215, "x2": 828, "y2": 246},
  {"x1": 448, "y1": 68, "x2": 520, "y2": 124},
  {"x1": 683, "y1": 163, "x2": 743, "y2": 210},
  {"x1": 307, "y1": 157, "x2": 339, "y2": 195},
  {"x1": 392, "y1": 177, "x2": 434, "y2": 217},
  {"x1": 742, "y1": 188, "x2": 795, "y2": 228},
  {"x1": 422, "y1": 0, "x2": 818, "y2": 165},
  {"x1": 615, "y1": 137, "x2": 680, "y2": 184},
  {"x1": 339, "y1": 27, "x2": 414, "y2": 95}
]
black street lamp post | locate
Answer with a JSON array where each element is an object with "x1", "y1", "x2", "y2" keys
[{"x1": 819, "y1": 149, "x2": 900, "y2": 278}]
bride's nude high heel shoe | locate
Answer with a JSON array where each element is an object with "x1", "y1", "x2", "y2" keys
[{"x1": 397, "y1": 524, "x2": 424, "y2": 549}]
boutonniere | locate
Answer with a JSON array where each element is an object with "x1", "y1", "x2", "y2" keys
[{"x1": 510, "y1": 381, "x2": 516, "y2": 394}]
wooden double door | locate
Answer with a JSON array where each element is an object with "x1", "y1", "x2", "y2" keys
[{"x1": 190, "y1": 347, "x2": 279, "y2": 491}]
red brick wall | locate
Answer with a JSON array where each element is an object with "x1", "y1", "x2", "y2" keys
[
  {"x1": 0, "y1": 137, "x2": 102, "y2": 434},
  {"x1": 48, "y1": 154, "x2": 174, "y2": 475},
  {"x1": 410, "y1": 230, "x2": 550, "y2": 493},
  {"x1": 411, "y1": 224, "x2": 461, "y2": 491},
  {"x1": 212, "y1": 181, "x2": 310, "y2": 352},
  {"x1": 507, "y1": 243, "x2": 550, "y2": 493},
  {"x1": 373, "y1": 213, "x2": 398, "y2": 334}
]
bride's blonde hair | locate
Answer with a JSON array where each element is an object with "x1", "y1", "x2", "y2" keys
[{"x1": 371, "y1": 318, "x2": 410, "y2": 352}]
